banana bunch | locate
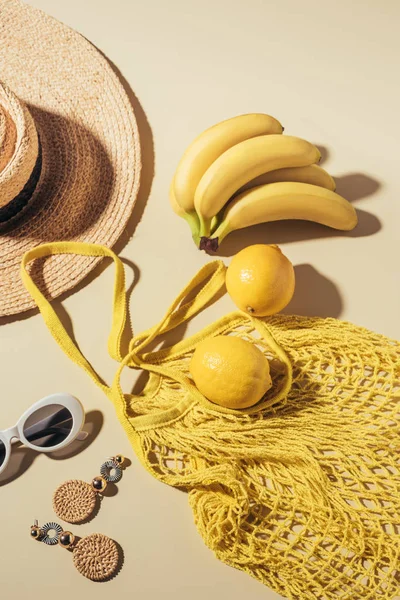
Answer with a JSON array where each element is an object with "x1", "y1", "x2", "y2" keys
[{"x1": 170, "y1": 114, "x2": 357, "y2": 251}]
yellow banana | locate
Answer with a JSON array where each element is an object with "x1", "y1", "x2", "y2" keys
[
  {"x1": 237, "y1": 164, "x2": 336, "y2": 194},
  {"x1": 169, "y1": 179, "x2": 201, "y2": 244},
  {"x1": 170, "y1": 178, "x2": 218, "y2": 244},
  {"x1": 172, "y1": 113, "x2": 283, "y2": 216},
  {"x1": 195, "y1": 135, "x2": 321, "y2": 237},
  {"x1": 201, "y1": 182, "x2": 357, "y2": 252}
]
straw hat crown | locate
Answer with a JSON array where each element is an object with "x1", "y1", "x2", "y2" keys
[{"x1": 0, "y1": 82, "x2": 39, "y2": 219}]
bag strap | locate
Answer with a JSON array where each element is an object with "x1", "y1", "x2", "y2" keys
[
  {"x1": 128, "y1": 259, "x2": 227, "y2": 356},
  {"x1": 21, "y1": 242, "x2": 129, "y2": 394},
  {"x1": 21, "y1": 242, "x2": 226, "y2": 394}
]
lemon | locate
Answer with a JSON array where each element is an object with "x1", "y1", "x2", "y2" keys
[
  {"x1": 226, "y1": 244, "x2": 295, "y2": 316},
  {"x1": 189, "y1": 335, "x2": 272, "y2": 409}
]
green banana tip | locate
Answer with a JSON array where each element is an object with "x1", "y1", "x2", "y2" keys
[{"x1": 199, "y1": 236, "x2": 219, "y2": 254}]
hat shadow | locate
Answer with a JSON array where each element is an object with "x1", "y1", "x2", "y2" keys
[
  {"x1": 7, "y1": 68, "x2": 154, "y2": 243},
  {"x1": 4, "y1": 105, "x2": 114, "y2": 242},
  {"x1": 100, "y1": 53, "x2": 155, "y2": 257},
  {"x1": 5, "y1": 54, "x2": 154, "y2": 244}
]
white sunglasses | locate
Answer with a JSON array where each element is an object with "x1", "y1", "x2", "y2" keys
[{"x1": 0, "y1": 393, "x2": 87, "y2": 475}]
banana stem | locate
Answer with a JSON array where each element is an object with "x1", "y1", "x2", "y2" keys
[
  {"x1": 198, "y1": 215, "x2": 213, "y2": 238},
  {"x1": 183, "y1": 211, "x2": 201, "y2": 245},
  {"x1": 199, "y1": 218, "x2": 233, "y2": 252},
  {"x1": 209, "y1": 220, "x2": 231, "y2": 247},
  {"x1": 210, "y1": 214, "x2": 220, "y2": 235}
]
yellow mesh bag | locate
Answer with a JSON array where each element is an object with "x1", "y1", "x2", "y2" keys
[{"x1": 22, "y1": 243, "x2": 400, "y2": 600}]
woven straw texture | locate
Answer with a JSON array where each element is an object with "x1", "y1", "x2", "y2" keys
[
  {"x1": 53, "y1": 479, "x2": 96, "y2": 524},
  {"x1": 72, "y1": 533, "x2": 119, "y2": 581},
  {"x1": 22, "y1": 246, "x2": 400, "y2": 600},
  {"x1": 0, "y1": 0, "x2": 141, "y2": 316}
]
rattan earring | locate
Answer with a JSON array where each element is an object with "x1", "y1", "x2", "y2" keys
[
  {"x1": 30, "y1": 520, "x2": 120, "y2": 581},
  {"x1": 52, "y1": 455, "x2": 126, "y2": 523}
]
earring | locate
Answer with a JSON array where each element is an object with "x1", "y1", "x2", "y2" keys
[
  {"x1": 52, "y1": 454, "x2": 126, "y2": 524},
  {"x1": 30, "y1": 520, "x2": 120, "y2": 581}
]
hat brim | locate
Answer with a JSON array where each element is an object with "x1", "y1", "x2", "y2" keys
[{"x1": 0, "y1": 0, "x2": 141, "y2": 316}]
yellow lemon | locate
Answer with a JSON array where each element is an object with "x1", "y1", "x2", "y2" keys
[
  {"x1": 226, "y1": 244, "x2": 295, "y2": 316},
  {"x1": 189, "y1": 335, "x2": 272, "y2": 409}
]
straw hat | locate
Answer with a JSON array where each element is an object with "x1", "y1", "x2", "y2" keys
[{"x1": 0, "y1": 0, "x2": 141, "y2": 317}]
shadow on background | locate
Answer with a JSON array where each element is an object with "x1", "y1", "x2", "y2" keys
[
  {"x1": 215, "y1": 207, "x2": 381, "y2": 257},
  {"x1": 215, "y1": 169, "x2": 381, "y2": 257},
  {"x1": 0, "y1": 409, "x2": 103, "y2": 487},
  {"x1": 335, "y1": 173, "x2": 381, "y2": 201},
  {"x1": 316, "y1": 145, "x2": 329, "y2": 164},
  {"x1": 105, "y1": 56, "x2": 155, "y2": 257},
  {"x1": 212, "y1": 143, "x2": 381, "y2": 257},
  {"x1": 283, "y1": 264, "x2": 343, "y2": 319}
]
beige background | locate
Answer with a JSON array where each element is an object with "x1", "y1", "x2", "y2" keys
[{"x1": 1, "y1": 0, "x2": 400, "y2": 598}]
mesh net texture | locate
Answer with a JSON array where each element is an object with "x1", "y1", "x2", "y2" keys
[{"x1": 126, "y1": 314, "x2": 400, "y2": 600}]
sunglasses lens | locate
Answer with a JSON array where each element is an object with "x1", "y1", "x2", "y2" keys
[
  {"x1": 0, "y1": 439, "x2": 6, "y2": 467},
  {"x1": 23, "y1": 404, "x2": 74, "y2": 448}
]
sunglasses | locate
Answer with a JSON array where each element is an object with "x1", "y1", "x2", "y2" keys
[{"x1": 0, "y1": 393, "x2": 87, "y2": 475}]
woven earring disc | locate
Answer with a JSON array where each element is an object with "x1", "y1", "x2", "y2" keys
[
  {"x1": 73, "y1": 533, "x2": 119, "y2": 581},
  {"x1": 53, "y1": 479, "x2": 96, "y2": 524}
]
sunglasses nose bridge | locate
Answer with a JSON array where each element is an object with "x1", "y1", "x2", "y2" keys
[{"x1": 3, "y1": 425, "x2": 19, "y2": 442}]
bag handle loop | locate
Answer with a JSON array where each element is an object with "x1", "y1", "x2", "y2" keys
[
  {"x1": 21, "y1": 242, "x2": 291, "y2": 417},
  {"x1": 128, "y1": 259, "x2": 226, "y2": 358},
  {"x1": 21, "y1": 242, "x2": 226, "y2": 394}
]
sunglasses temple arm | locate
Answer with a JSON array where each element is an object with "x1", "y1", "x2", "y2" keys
[{"x1": 12, "y1": 427, "x2": 88, "y2": 445}]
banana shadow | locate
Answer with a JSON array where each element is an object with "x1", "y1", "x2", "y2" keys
[
  {"x1": 316, "y1": 145, "x2": 381, "y2": 199},
  {"x1": 214, "y1": 171, "x2": 381, "y2": 257},
  {"x1": 334, "y1": 173, "x2": 381, "y2": 202},
  {"x1": 316, "y1": 145, "x2": 329, "y2": 164},
  {"x1": 282, "y1": 264, "x2": 343, "y2": 319}
]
